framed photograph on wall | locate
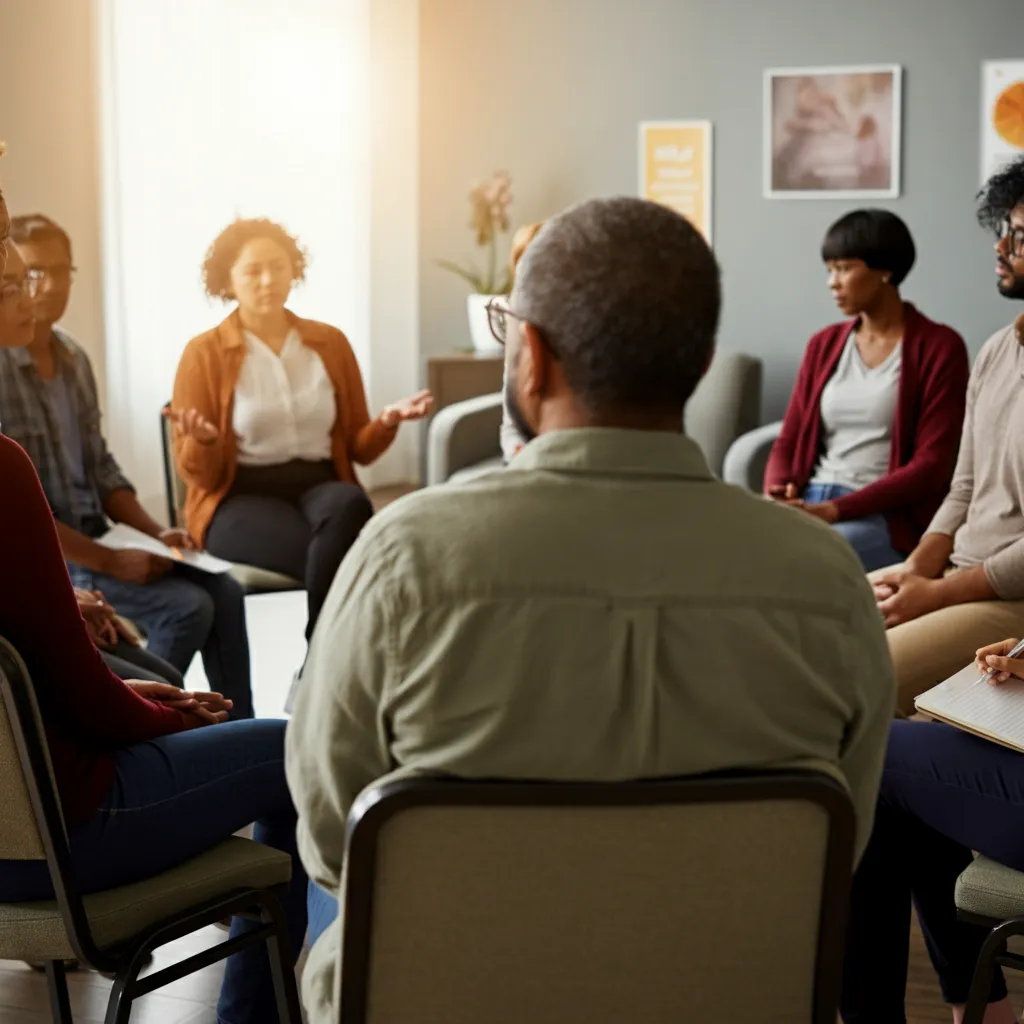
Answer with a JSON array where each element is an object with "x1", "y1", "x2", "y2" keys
[
  {"x1": 764, "y1": 64, "x2": 902, "y2": 199},
  {"x1": 639, "y1": 120, "x2": 713, "y2": 243},
  {"x1": 981, "y1": 60, "x2": 1024, "y2": 186}
]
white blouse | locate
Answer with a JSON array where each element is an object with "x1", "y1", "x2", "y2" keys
[{"x1": 232, "y1": 328, "x2": 337, "y2": 466}]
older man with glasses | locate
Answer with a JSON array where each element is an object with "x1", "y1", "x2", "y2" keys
[
  {"x1": 287, "y1": 197, "x2": 894, "y2": 1023},
  {"x1": 0, "y1": 213, "x2": 254, "y2": 717},
  {"x1": 0, "y1": 218, "x2": 188, "y2": 694}
]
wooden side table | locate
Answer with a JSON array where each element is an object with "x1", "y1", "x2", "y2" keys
[{"x1": 426, "y1": 350, "x2": 504, "y2": 415}]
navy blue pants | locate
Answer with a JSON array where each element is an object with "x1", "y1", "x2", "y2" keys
[{"x1": 841, "y1": 720, "x2": 1024, "y2": 1021}]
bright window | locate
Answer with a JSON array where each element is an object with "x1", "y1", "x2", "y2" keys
[{"x1": 98, "y1": 0, "x2": 371, "y2": 510}]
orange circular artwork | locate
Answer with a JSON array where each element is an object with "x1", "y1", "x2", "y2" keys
[{"x1": 994, "y1": 82, "x2": 1024, "y2": 149}]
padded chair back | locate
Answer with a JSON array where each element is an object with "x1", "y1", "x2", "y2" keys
[
  {"x1": 0, "y1": 635, "x2": 99, "y2": 960},
  {"x1": 685, "y1": 351, "x2": 763, "y2": 477},
  {"x1": 160, "y1": 404, "x2": 188, "y2": 529},
  {"x1": 339, "y1": 771, "x2": 854, "y2": 1024},
  {"x1": 0, "y1": 640, "x2": 49, "y2": 860}
]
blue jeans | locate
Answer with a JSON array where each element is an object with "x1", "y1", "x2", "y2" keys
[
  {"x1": 0, "y1": 719, "x2": 305, "y2": 1024},
  {"x1": 802, "y1": 482, "x2": 903, "y2": 573},
  {"x1": 308, "y1": 880, "x2": 339, "y2": 949},
  {"x1": 91, "y1": 565, "x2": 254, "y2": 718},
  {"x1": 841, "y1": 720, "x2": 1021, "y2": 1020}
]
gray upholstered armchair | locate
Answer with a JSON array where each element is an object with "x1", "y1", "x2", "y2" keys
[
  {"x1": 721, "y1": 422, "x2": 783, "y2": 493},
  {"x1": 426, "y1": 351, "x2": 764, "y2": 485}
]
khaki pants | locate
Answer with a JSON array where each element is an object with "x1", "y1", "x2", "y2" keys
[{"x1": 870, "y1": 564, "x2": 1024, "y2": 715}]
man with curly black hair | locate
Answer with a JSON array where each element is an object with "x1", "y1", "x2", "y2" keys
[
  {"x1": 869, "y1": 154, "x2": 1024, "y2": 715},
  {"x1": 841, "y1": 155, "x2": 1024, "y2": 1023}
]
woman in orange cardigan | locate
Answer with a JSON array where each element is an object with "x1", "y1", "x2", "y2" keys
[{"x1": 167, "y1": 218, "x2": 431, "y2": 637}]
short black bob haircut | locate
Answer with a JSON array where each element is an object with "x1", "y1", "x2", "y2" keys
[
  {"x1": 820, "y1": 208, "x2": 916, "y2": 287},
  {"x1": 977, "y1": 154, "x2": 1024, "y2": 235}
]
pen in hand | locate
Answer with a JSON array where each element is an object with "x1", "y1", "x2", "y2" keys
[{"x1": 974, "y1": 637, "x2": 1024, "y2": 686}]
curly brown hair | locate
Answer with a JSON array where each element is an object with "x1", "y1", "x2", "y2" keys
[{"x1": 202, "y1": 218, "x2": 308, "y2": 300}]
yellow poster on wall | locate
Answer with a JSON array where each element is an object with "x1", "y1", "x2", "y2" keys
[{"x1": 639, "y1": 121, "x2": 713, "y2": 244}]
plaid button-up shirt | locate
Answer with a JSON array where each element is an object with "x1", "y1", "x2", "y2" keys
[{"x1": 0, "y1": 328, "x2": 134, "y2": 586}]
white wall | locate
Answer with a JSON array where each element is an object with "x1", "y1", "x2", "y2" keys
[
  {"x1": 367, "y1": 0, "x2": 421, "y2": 487},
  {"x1": 0, "y1": 0, "x2": 106, "y2": 403}
]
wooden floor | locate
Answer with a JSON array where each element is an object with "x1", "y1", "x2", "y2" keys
[{"x1": 3, "y1": 914, "x2": 1023, "y2": 1022}]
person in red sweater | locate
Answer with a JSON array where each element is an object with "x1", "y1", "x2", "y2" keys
[
  {"x1": 0, "y1": 245, "x2": 304, "y2": 1024},
  {"x1": 765, "y1": 209, "x2": 969, "y2": 571}
]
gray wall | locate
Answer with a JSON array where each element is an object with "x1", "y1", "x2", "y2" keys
[{"x1": 419, "y1": 0, "x2": 1024, "y2": 419}]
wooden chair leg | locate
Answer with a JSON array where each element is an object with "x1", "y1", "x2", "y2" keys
[
  {"x1": 262, "y1": 895, "x2": 303, "y2": 1023},
  {"x1": 45, "y1": 959, "x2": 74, "y2": 1024}
]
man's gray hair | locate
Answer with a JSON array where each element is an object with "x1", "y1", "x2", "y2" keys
[{"x1": 512, "y1": 196, "x2": 720, "y2": 414}]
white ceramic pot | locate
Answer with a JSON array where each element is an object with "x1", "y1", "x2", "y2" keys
[{"x1": 467, "y1": 292, "x2": 503, "y2": 354}]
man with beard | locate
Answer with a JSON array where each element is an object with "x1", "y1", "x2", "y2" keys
[
  {"x1": 872, "y1": 154, "x2": 1024, "y2": 715},
  {"x1": 286, "y1": 197, "x2": 893, "y2": 1023}
]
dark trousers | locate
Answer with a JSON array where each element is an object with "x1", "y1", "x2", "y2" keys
[
  {"x1": 90, "y1": 567, "x2": 253, "y2": 719},
  {"x1": 205, "y1": 460, "x2": 374, "y2": 638},
  {"x1": 101, "y1": 641, "x2": 185, "y2": 688},
  {"x1": 841, "y1": 720, "x2": 1020, "y2": 1021}
]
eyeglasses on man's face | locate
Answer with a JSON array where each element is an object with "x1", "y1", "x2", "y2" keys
[
  {"x1": 485, "y1": 298, "x2": 561, "y2": 360},
  {"x1": 997, "y1": 220, "x2": 1024, "y2": 259},
  {"x1": 26, "y1": 265, "x2": 76, "y2": 288},
  {"x1": 485, "y1": 297, "x2": 524, "y2": 347},
  {"x1": 0, "y1": 276, "x2": 39, "y2": 305}
]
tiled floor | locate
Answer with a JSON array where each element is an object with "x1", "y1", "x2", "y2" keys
[{"x1": 0, "y1": 926, "x2": 225, "y2": 1022}]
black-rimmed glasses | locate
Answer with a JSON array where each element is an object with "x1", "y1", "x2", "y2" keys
[
  {"x1": 485, "y1": 298, "x2": 560, "y2": 359},
  {"x1": 485, "y1": 297, "x2": 523, "y2": 347},
  {"x1": 998, "y1": 220, "x2": 1024, "y2": 259}
]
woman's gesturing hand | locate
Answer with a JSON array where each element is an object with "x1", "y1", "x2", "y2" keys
[{"x1": 163, "y1": 406, "x2": 219, "y2": 444}]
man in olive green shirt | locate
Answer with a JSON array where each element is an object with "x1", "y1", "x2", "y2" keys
[{"x1": 286, "y1": 197, "x2": 894, "y2": 1021}]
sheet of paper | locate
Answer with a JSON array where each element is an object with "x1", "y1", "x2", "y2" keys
[
  {"x1": 97, "y1": 523, "x2": 233, "y2": 575},
  {"x1": 916, "y1": 663, "x2": 1024, "y2": 750}
]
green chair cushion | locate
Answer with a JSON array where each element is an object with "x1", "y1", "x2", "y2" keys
[
  {"x1": 955, "y1": 855, "x2": 1024, "y2": 922},
  {"x1": 228, "y1": 563, "x2": 304, "y2": 593},
  {"x1": 0, "y1": 836, "x2": 291, "y2": 961}
]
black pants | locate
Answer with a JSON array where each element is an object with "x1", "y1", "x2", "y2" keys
[
  {"x1": 840, "y1": 720, "x2": 1013, "y2": 1022},
  {"x1": 101, "y1": 641, "x2": 185, "y2": 688},
  {"x1": 205, "y1": 460, "x2": 373, "y2": 638}
]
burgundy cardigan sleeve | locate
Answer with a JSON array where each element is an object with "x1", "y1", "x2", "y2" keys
[
  {"x1": 832, "y1": 328, "x2": 970, "y2": 522},
  {"x1": 764, "y1": 331, "x2": 827, "y2": 493},
  {"x1": 0, "y1": 435, "x2": 187, "y2": 745}
]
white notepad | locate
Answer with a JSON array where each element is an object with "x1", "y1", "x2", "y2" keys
[
  {"x1": 97, "y1": 524, "x2": 233, "y2": 575},
  {"x1": 914, "y1": 663, "x2": 1024, "y2": 752}
]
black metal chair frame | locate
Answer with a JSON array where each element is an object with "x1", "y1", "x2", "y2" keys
[
  {"x1": 0, "y1": 638, "x2": 302, "y2": 1024},
  {"x1": 337, "y1": 769, "x2": 856, "y2": 1024},
  {"x1": 159, "y1": 403, "x2": 181, "y2": 529},
  {"x1": 958, "y1": 904, "x2": 1024, "y2": 1024}
]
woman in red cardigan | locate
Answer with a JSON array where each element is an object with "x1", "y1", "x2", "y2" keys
[
  {"x1": 0, "y1": 242, "x2": 303, "y2": 1024},
  {"x1": 765, "y1": 209, "x2": 969, "y2": 571}
]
